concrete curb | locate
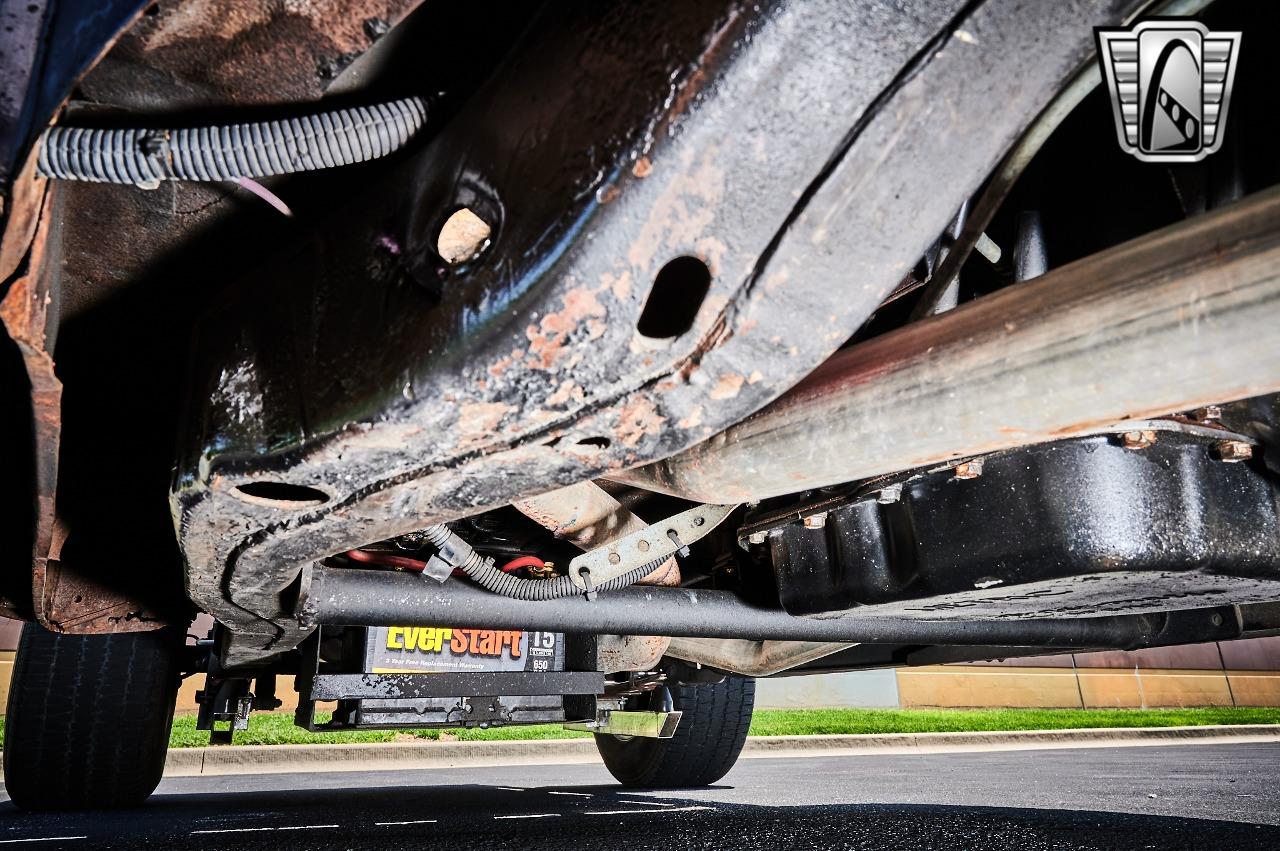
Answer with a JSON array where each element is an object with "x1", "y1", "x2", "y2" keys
[{"x1": 153, "y1": 724, "x2": 1280, "y2": 777}]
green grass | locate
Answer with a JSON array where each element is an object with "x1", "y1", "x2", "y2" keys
[
  {"x1": 161, "y1": 706, "x2": 1279, "y2": 748},
  {"x1": 4, "y1": 707, "x2": 1275, "y2": 749}
]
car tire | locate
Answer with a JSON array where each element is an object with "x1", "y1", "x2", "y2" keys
[
  {"x1": 595, "y1": 676, "x2": 755, "y2": 788},
  {"x1": 3, "y1": 622, "x2": 181, "y2": 811}
]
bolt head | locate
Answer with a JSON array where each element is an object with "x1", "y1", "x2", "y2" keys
[
  {"x1": 607, "y1": 552, "x2": 621, "y2": 565},
  {"x1": 953, "y1": 458, "x2": 984, "y2": 480},
  {"x1": 877, "y1": 483, "x2": 904, "y2": 504},
  {"x1": 1216, "y1": 440, "x2": 1253, "y2": 463},
  {"x1": 802, "y1": 512, "x2": 828, "y2": 529},
  {"x1": 1194, "y1": 405, "x2": 1223, "y2": 423},
  {"x1": 1121, "y1": 430, "x2": 1158, "y2": 450},
  {"x1": 747, "y1": 531, "x2": 767, "y2": 545}
]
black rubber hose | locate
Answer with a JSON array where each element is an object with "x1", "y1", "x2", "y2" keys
[
  {"x1": 36, "y1": 96, "x2": 427, "y2": 185},
  {"x1": 421, "y1": 524, "x2": 666, "y2": 602}
]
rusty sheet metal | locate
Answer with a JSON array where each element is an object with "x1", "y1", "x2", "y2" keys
[
  {"x1": 514, "y1": 481, "x2": 680, "y2": 587},
  {"x1": 619, "y1": 185, "x2": 1280, "y2": 503},
  {"x1": 514, "y1": 480, "x2": 678, "y2": 673},
  {"x1": 1, "y1": 179, "x2": 58, "y2": 623},
  {"x1": 664, "y1": 638, "x2": 855, "y2": 677},
  {"x1": 0, "y1": 181, "x2": 169, "y2": 632},
  {"x1": 0, "y1": 153, "x2": 47, "y2": 283},
  {"x1": 82, "y1": 0, "x2": 424, "y2": 108},
  {"x1": 168, "y1": 0, "x2": 1148, "y2": 664},
  {"x1": 34, "y1": 521, "x2": 168, "y2": 632}
]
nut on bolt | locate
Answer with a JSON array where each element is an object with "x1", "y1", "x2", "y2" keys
[
  {"x1": 1121, "y1": 430, "x2": 1158, "y2": 450},
  {"x1": 1216, "y1": 440, "x2": 1253, "y2": 463},
  {"x1": 747, "y1": 531, "x2": 767, "y2": 545},
  {"x1": 953, "y1": 458, "x2": 984, "y2": 480},
  {"x1": 802, "y1": 512, "x2": 828, "y2": 529},
  {"x1": 1193, "y1": 405, "x2": 1223, "y2": 423}
]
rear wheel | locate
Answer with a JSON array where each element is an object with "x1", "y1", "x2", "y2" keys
[
  {"x1": 3, "y1": 623, "x2": 181, "y2": 811},
  {"x1": 595, "y1": 676, "x2": 755, "y2": 787}
]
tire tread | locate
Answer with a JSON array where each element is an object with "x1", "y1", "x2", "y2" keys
[
  {"x1": 595, "y1": 676, "x2": 755, "y2": 787},
  {"x1": 3, "y1": 624, "x2": 179, "y2": 811}
]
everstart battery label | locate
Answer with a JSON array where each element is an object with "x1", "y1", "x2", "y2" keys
[{"x1": 364, "y1": 626, "x2": 564, "y2": 673}]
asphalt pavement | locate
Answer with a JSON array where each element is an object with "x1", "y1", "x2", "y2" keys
[{"x1": 2, "y1": 741, "x2": 1278, "y2": 849}]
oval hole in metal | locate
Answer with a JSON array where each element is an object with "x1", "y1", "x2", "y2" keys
[
  {"x1": 234, "y1": 481, "x2": 330, "y2": 508},
  {"x1": 637, "y1": 256, "x2": 712, "y2": 340}
]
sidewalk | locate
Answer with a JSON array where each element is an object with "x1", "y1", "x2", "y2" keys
[{"x1": 157, "y1": 724, "x2": 1280, "y2": 777}]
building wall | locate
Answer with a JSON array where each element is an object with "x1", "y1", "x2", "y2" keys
[{"x1": 762, "y1": 638, "x2": 1280, "y2": 709}]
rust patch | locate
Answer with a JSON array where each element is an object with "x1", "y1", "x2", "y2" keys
[
  {"x1": 0, "y1": 154, "x2": 47, "y2": 283},
  {"x1": 455, "y1": 401, "x2": 514, "y2": 445},
  {"x1": 709, "y1": 373, "x2": 745, "y2": 400},
  {"x1": 613, "y1": 396, "x2": 664, "y2": 449},
  {"x1": 625, "y1": 145, "x2": 725, "y2": 272},
  {"x1": 487, "y1": 352, "x2": 515, "y2": 378},
  {"x1": 524, "y1": 286, "x2": 606, "y2": 370},
  {"x1": 546, "y1": 379, "x2": 584, "y2": 408},
  {"x1": 678, "y1": 405, "x2": 704, "y2": 429}
]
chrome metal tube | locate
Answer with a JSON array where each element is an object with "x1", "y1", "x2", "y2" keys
[{"x1": 615, "y1": 187, "x2": 1280, "y2": 503}]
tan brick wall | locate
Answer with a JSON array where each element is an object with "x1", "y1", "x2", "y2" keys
[
  {"x1": 900, "y1": 664, "x2": 1263, "y2": 709},
  {"x1": 1077, "y1": 667, "x2": 1143, "y2": 707},
  {"x1": 897, "y1": 666, "x2": 1084, "y2": 708},
  {"x1": 0, "y1": 651, "x2": 13, "y2": 712},
  {"x1": 1226, "y1": 671, "x2": 1280, "y2": 706}
]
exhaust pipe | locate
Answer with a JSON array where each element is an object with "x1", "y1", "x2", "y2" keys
[
  {"x1": 299, "y1": 566, "x2": 1237, "y2": 650},
  {"x1": 614, "y1": 187, "x2": 1280, "y2": 503}
]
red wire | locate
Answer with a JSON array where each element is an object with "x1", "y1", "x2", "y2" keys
[
  {"x1": 345, "y1": 549, "x2": 544, "y2": 576},
  {"x1": 499, "y1": 555, "x2": 546, "y2": 574},
  {"x1": 345, "y1": 549, "x2": 426, "y2": 572}
]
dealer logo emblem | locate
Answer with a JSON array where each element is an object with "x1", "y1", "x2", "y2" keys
[{"x1": 1095, "y1": 19, "x2": 1241, "y2": 163}]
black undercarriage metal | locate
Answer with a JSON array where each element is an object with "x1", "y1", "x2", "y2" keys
[
  {"x1": 756, "y1": 427, "x2": 1280, "y2": 616},
  {"x1": 166, "y1": 0, "x2": 1145, "y2": 665},
  {"x1": 300, "y1": 567, "x2": 1246, "y2": 651}
]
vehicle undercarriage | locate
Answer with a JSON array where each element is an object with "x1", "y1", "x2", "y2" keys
[{"x1": 1, "y1": 0, "x2": 1278, "y2": 812}]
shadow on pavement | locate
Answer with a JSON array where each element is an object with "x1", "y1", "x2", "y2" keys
[{"x1": 2, "y1": 780, "x2": 1278, "y2": 850}]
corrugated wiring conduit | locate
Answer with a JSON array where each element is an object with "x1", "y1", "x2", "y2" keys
[
  {"x1": 36, "y1": 96, "x2": 427, "y2": 185},
  {"x1": 420, "y1": 524, "x2": 664, "y2": 602}
]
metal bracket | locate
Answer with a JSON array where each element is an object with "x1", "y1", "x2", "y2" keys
[
  {"x1": 568, "y1": 503, "x2": 737, "y2": 590},
  {"x1": 564, "y1": 708, "x2": 682, "y2": 739},
  {"x1": 423, "y1": 554, "x2": 454, "y2": 583},
  {"x1": 196, "y1": 678, "x2": 255, "y2": 745},
  {"x1": 444, "y1": 696, "x2": 512, "y2": 726},
  {"x1": 309, "y1": 671, "x2": 604, "y2": 701}
]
